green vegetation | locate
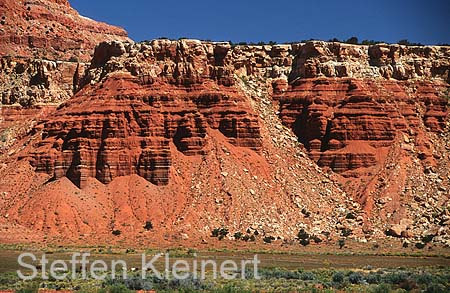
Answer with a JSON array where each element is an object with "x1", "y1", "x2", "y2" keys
[
  {"x1": 327, "y1": 37, "x2": 429, "y2": 46},
  {"x1": 329, "y1": 36, "x2": 385, "y2": 45},
  {"x1": 68, "y1": 56, "x2": 79, "y2": 62},
  {"x1": 1, "y1": 266, "x2": 448, "y2": 292},
  {"x1": 263, "y1": 236, "x2": 276, "y2": 244},
  {"x1": 233, "y1": 232, "x2": 243, "y2": 240},
  {"x1": 211, "y1": 227, "x2": 229, "y2": 240},
  {"x1": 229, "y1": 40, "x2": 278, "y2": 47},
  {"x1": 397, "y1": 39, "x2": 424, "y2": 46},
  {"x1": 143, "y1": 220, "x2": 153, "y2": 231},
  {"x1": 111, "y1": 230, "x2": 121, "y2": 236}
]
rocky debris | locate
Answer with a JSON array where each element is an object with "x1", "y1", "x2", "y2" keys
[
  {"x1": 386, "y1": 219, "x2": 414, "y2": 237},
  {"x1": 0, "y1": 30, "x2": 449, "y2": 245},
  {"x1": 0, "y1": 57, "x2": 85, "y2": 107},
  {"x1": 274, "y1": 78, "x2": 448, "y2": 178}
]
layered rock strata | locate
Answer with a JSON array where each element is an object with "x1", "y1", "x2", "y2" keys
[
  {"x1": 1, "y1": 37, "x2": 449, "y2": 245},
  {"x1": 27, "y1": 40, "x2": 263, "y2": 188},
  {"x1": 0, "y1": 0, "x2": 129, "y2": 61}
]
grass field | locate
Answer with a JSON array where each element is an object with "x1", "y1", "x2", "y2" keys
[{"x1": 0, "y1": 247, "x2": 449, "y2": 292}]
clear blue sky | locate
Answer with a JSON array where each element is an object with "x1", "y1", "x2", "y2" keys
[{"x1": 70, "y1": 0, "x2": 449, "y2": 44}]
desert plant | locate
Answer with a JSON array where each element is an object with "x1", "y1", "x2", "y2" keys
[
  {"x1": 299, "y1": 271, "x2": 315, "y2": 281},
  {"x1": 212, "y1": 228, "x2": 220, "y2": 237},
  {"x1": 234, "y1": 232, "x2": 243, "y2": 240},
  {"x1": 346, "y1": 212, "x2": 356, "y2": 219},
  {"x1": 211, "y1": 227, "x2": 229, "y2": 240},
  {"x1": 366, "y1": 271, "x2": 382, "y2": 284},
  {"x1": 398, "y1": 39, "x2": 422, "y2": 46},
  {"x1": 415, "y1": 242, "x2": 426, "y2": 249},
  {"x1": 422, "y1": 235, "x2": 434, "y2": 243},
  {"x1": 346, "y1": 36, "x2": 359, "y2": 44},
  {"x1": 297, "y1": 228, "x2": 309, "y2": 240},
  {"x1": 263, "y1": 236, "x2": 275, "y2": 244},
  {"x1": 348, "y1": 272, "x2": 365, "y2": 284},
  {"x1": 341, "y1": 228, "x2": 352, "y2": 237},
  {"x1": 425, "y1": 282, "x2": 447, "y2": 293},
  {"x1": 369, "y1": 283, "x2": 392, "y2": 293},
  {"x1": 301, "y1": 208, "x2": 311, "y2": 217},
  {"x1": 332, "y1": 271, "x2": 345, "y2": 284},
  {"x1": 361, "y1": 39, "x2": 384, "y2": 45},
  {"x1": 112, "y1": 230, "x2": 121, "y2": 236},
  {"x1": 68, "y1": 56, "x2": 78, "y2": 62},
  {"x1": 144, "y1": 221, "x2": 153, "y2": 231},
  {"x1": 300, "y1": 239, "x2": 310, "y2": 246},
  {"x1": 311, "y1": 235, "x2": 323, "y2": 243}
]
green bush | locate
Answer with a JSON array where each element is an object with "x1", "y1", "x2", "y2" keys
[
  {"x1": 144, "y1": 221, "x2": 153, "y2": 230},
  {"x1": 299, "y1": 271, "x2": 316, "y2": 281},
  {"x1": 425, "y1": 282, "x2": 448, "y2": 293},
  {"x1": 382, "y1": 271, "x2": 409, "y2": 284},
  {"x1": 341, "y1": 228, "x2": 352, "y2": 237},
  {"x1": 332, "y1": 271, "x2": 345, "y2": 284},
  {"x1": 263, "y1": 236, "x2": 275, "y2": 243},
  {"x1": 100, "y1": 284, "x2": 134, "y2": 293},
  {"x1": 366, "y1": 272, "x2": 382, "y2": 284},
  {"x1": 212, "y1": 227, "x2": 229, "y2": 240},
  {"x1": 346, "y1": 37, "x2": 359, "y2": 44},
  {"x1": 16, "y1": 283, "x2": 40, "y2": 293},
  {"x1": 348, "y1": 272, "x2": 365, "y2": 284},
  {"x1": 297, "y1": 229, "x2": 309, "y2": 240},
  {"x1": 112, "y1": 230, "x2": 121, "y2": 236},
  {"x1": 369, "y1": 283, "x2": 392, "y2": 293},
  {"x1": 415, "y1": 242, "x2": 426, "y2": 249},
  {"x1": 300, "y1": 239, "x2": 310, "y2": 246}
]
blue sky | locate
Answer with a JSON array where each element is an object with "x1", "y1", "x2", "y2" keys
[{"x1": 70, "y1": 0, "x2": 449, "y2": 44}]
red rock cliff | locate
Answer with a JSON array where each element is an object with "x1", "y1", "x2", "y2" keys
[
  {"x1": 0, "y1": 0, "x2": 130, "y2": 151},
  {"x1": 0, "y1": 0, "x2": 129, "y2": 61},
  {"x1": 28, "y1": 40, "x2": 262, "y2": 188},
  {"x1": 1, "y1": 38, "x2": 449, "y2": 246}
]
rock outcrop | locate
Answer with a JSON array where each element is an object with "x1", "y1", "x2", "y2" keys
[
  {"x1": 0, "y1": 57, "x2": 84, "y2": 106},
  {"x1": 0, "y1": 0, "x2": 129, "y2": 61},
  {"x1": 0, "y1": 0, "x2": 129, "y2": 108},
  {"x1": 274, "y1": 78, "x2": 448, "y2": 177},
  {"x1": 1, "y1": 40, "x2": 367, "y2": 245},
  {"x1": 25, "y1": 40, "x2": 265, "y2": 188},
  {"x1": 28, "y1": 73, "x2": 262, "y2": 188},
  {"x1": 0, "y1": 23, "x2": 449, "y2": 245},
  {"x1": 0, "y1": 0, "x2": 130, "y2": 150},
  {"x1": 288, "y1": 41, "x2": 450, "y2": 81}
]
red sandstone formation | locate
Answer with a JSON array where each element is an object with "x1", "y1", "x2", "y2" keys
[
  {"x1": 274, "y1": 78, "x2": 448, "y2": 177},
  {"x1": 28, "y1": 73, "x2": 261, "y2": 188},
  {"x1": 0, "y1": 0, "x2": 130, "y2": 152},
  {"x1": 0, "y1": 40, "x2": 367, "y2": 245},
  {"x1": 0, "y1": 1, "x2": 449, "y2": 247},
  {"x1": 0, "y1": 0, "x2": 129, "y2": 61}
]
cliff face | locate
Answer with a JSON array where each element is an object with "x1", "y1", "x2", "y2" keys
[
  {"x1": 0, "y1": 0, "x2": 130, "y2": 151},
  {"x1": 0, "y1": 0, "x2": 129, "y2": 61},
  {"x1": 74, "y1": 40, "x2": 449, "y2": 184},
  {"x1": 0, "y1": 0, "x2": 449, "y2": 247},
  {"x1": 1, "y1": 39, "x2": 448, "y2": 247},
  {"x1": 0, "y1": 0, "x2": 129, "y2": 108}
]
